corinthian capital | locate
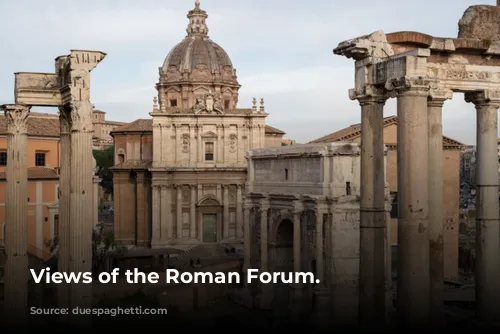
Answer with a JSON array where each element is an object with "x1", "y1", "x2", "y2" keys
[
  {"x1": 2, "y1": 104, "x2": 31, "y2": 134},
  {"x1": 349, "y1": 85, "x2": 387, "y2": 106},
  {"x1": 69, "y1": 100, "x2": 93, "y2": 132}
]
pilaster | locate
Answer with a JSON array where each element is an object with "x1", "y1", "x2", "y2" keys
[
  {"x1": 190, "y1": 185, "x2": 197, "y2": 239},
  {"x1": 176, "y1": 184, "x2": 183, "y2": 239},
  {"x1": 151, "y1": 185, "x2": 161, "y2": 246},
  {"x1": 223, "y1": 184, "x2": 230, "y2": 239},
  {"x1": 236, "y1": 185, "x2": 244, "y2": 239}
]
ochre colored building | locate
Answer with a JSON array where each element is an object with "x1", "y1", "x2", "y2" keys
[
  {"x1": 311, "y1": 116, "x2": 463, "y2": 279},
  {"x1": 0, "y1": 112, "x2": 101, "y2": 260}
]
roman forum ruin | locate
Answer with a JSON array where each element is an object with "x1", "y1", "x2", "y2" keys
[
  {"x1": 1, "y1": 50, "x2": 106, "y2": 324},
  {"x1": 334, "y1": 3, "x2": 500, "y2": 327}
]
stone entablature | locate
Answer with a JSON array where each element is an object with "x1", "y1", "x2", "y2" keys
[{"x1": 243, "y1": 142, "x2": 392, "y2": 326}]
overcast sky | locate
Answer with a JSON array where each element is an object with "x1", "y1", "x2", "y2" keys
[{"x1": 0, "y1": 0, "x2": 495, "y2": 144}]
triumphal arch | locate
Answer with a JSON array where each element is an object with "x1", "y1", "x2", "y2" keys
[
  {"x1": 1, "y1": 50, "x2": 105, "y2": 324},
  {"x1": 335, "y1": 3, "x2": 500, "y2": 327}
]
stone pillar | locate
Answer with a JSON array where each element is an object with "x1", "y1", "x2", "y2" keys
[
  {"x1": 291, "y1": 201, "x2": 304, "y2": 315},
  {"x1": 356, "y1": 88, "x2": 387, "y2": 327},
  {"x1": 465, "y1": 90, "x2": 500, "y2": 322},
  {"x1": 174, "y1": 124, "x2": 180, "y2": 163},
  {"x1": 176, "y1": 185, "x2": 183, "y2": 239},
  {"x1": 243, "y1": 200, "x2": 252, "y2": 272},
  {"x1": 189, "y1": 125, "x2": 195, "y2": 164},
  {"x1": 223, "y1": 185, "x2": 230, "y2": 239},
  {"x1": 136, "y1": 172, "x2": 148, "y2": 246},
  {"x1": 312, "y1": 201, "x2": 330, "y2": 328},
  {"x1": 390, "y1": 77, "x2": 430, "y2": 327},
  {"x1": 160, "y1": 185, "x2": 169, "y2": 243},
  {"x1": 68, "y1": 100, "x2": 94, "y2": 320},
  {"x1": 166, "y1": 185, "x2": 174, "y2": 240},
  {"x1": 58, "y1": 106, "x2": 71, "y2": 311},
  {"x1": 428, "y1": 89, "x2": 452, "y2": 324},
  {"x1": 190, "y1": 185, "x2": 196, "y2": 239},
  {"x1": 2, "y1": 104, "x2": 30, "y2": 324},
  {"x1": 260, "y1": 200, "x2": 269, "y2": 271},
  {"x1": 151, "y1": 185, "x2": 161, "y2": 246},
  {"x1": 236, "y1": 185, "x2": 243, "y2": 239}
]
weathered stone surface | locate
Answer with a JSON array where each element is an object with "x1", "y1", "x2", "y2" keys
[{"x1": 458, "y1": 5, "x2": 500, "y2": 40}]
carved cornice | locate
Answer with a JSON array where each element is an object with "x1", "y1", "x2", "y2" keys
[
  {"x1": 69, "y1": 100, "x2": 93, "y2": 132},
  {"x1": 465, "y1": 90, "x2": 500, "y2": 108},
  {"x1": 385, "y1": 76, "x2": 430, "y2": 97},
  {"x1": 2, "y1": 104, "x2": 31, "y2": 135}
]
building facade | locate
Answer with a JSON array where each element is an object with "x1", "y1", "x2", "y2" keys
[
  {"x1": 0, "y1": 112, "x2": 100, "y2": 260},
  {"x1": 243, "y1": 142, "x2": 392, "y2": 325},
  {"x1": 310, "y1": 116, "x2": 463, "y2": 280},
  {"x1": 92, "y1": 110, "x2": 127, "y2": 150},
  {"x1": 111, "y1": 1, "x2": 286, "y2": 249}
]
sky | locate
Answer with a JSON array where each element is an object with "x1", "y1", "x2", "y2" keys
[{"x1": 0, "y1": 0, "x2": 495, "y2": 145}]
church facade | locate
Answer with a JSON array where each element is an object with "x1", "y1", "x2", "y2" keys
[{"x1": 111, "y1": 1, "x2": 286, "y2": 249}]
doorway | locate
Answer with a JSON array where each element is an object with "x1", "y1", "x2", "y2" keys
[{"x1": 202, "y1": 214, "x2": 217, "y2": 242}]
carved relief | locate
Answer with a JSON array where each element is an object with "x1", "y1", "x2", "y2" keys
[
  {"x1": 228, "y1": 134, "x2": 237, "y2": 153},
  {"x1": 69, "y1": 100, "x2": 93, "y2": 132},
  {"x1": 3, "y1": 105, "x2": 30, "y2": 134},
  {"x1": 181, "y1": 133, "x2": 190, "y2": 153},
  {"x1": 193, "y1": 90, "x2": 224, "y2": 114},
  {"x1": 165, "y1": 65, "x2": 181, "y2": 82}
]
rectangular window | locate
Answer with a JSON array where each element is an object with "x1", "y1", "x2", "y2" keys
[
  {"x1": 390, "y1": 192, "x2": 398, "y2": 219},
  {"x1": 224, "y1": 100, "x2": 230, "y2": 109},
  {"x1": 170, "y1": 99, "x2": 177, "y2": 107},
  {"x1": 0, "y1": 152, "x2": 6, "y2": 166},
  {"x1": 205, "y1": 142, "x2": 214, "y2": 161},
  {"x1": 35, "y1": 152, "x2": 46, "y2": 167},
  {"x1": 346, "y1": 182, "x2": 351, "y2": 196}
]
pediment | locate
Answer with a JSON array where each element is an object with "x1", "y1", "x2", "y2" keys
[
  {"x1": 198, "y1": 195, "x2": 221, "y2": 207},
  {"x1": 163, "y1": 86, "x2": 181, "y2": 93},
  {"x1": 202, "y1": 131, "x2": 217, "y2": 138},
  {"x1": 193, "y1": 85, "x2": 210, "y2": 92}
]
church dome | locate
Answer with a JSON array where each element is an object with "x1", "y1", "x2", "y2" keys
[{"x1": 159, "y1": 0, "x2": 238, "y2": 86}]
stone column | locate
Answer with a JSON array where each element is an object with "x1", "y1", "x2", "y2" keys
[
  {"x1": 223, "y1": 185, "x2": 230, "y2": 239},
  {"x1": 190, "y1": 185, "x2": 196, "y2": 239},
  {"x1": 58, "y1": 106, "x2": 71, "y2": 311},
  {"x1": 160, "y1": 185, "x2": 169, "y2": 243},
  {"x1": 428, "y1": 89, "x2": 452, "y2": 324},
  {"x1": 2, "y1": 104, "x2": 30, "y2": 324},
  {"x1": 259, "y1": 199, "x2": 272, "y2": 308},
  {"x1": 389, "y1": 77, "x2": 430, "y2": 327},
  {"x1": 189, "y1": 125, "x2": 195, "y2": 164},
  {"x1": 465, "y1": 90, "x2": 500, "y2": 322},
  {"x1": 68, "y1": 100, "x2": 94, "y2": 318},
  {"x1": 243, "y1": 200, "x2": 252, "y2": 272},
  {"x1": 236, "y1": 185, "x2": 243, "y2": 239},
  {"x1": 355, "y1": 88, "x2": 387, "y2": 327},
  {"x1": 174, "y1": 124, "x2": 180, "y2": 163},
  {"x1": 166, "y1": 185, "x2": 174, "y2": 240},
  {"x1": 151, "y1": 185, "x2": 161, "y2": 246},
  {"x1": 291, "y1": 201, "x2": 304, "y2": 315},
  {"x1": 176, "y1": 185, "x2": 183, "y2": 239},
  {"x1": 312, "y1": 201, "x2": 329, "y2": 328}
]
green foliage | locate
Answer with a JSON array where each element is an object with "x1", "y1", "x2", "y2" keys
[{"x1": 93, "y1": 145, "x2": 115, "y2": 194}]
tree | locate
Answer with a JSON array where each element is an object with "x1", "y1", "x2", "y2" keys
[{"x1": 93, "y1": 145, "x2": 115, "y2": 194}]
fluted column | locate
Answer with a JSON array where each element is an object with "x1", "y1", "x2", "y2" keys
[
  {"x1": 190, "y1": 185, "x2": 196, "y2": 239},
  {"x1": 388, "y1": 76, "x2": 430, "y2": 327},
  {"x1": 2, "y1": 104, "x2": 30, "y2": 325},
  {"x1": 68, "y1": 100, "x2": 94, "y2": 317},
  {"x1": 151, "y1": 185, "x2": 161, "y2": 246},
  {"x1": 355, "y1": 88, "x2": 387, "y2": 326},
  {"x1": 465, "y1": 90, "x2": 500, "y2": 322},
  {"x1": 428, "y1": 89, "x2": 452, "y2": 324},
  {"x1": 243, "y1": 200, "x2": 251, "y2": 271},
  {"x1": 58, "y1": 106, "x2": 71, "y2": 312},
  {"x1": 236, "y1": 185, "x2": 243, "y2": 239},
  {"x1": 176, "y1": 185, "x2": 183, "y2": 239},
  {"x1": 223, "y1": 185, "x2": 230, "y2": 239}
]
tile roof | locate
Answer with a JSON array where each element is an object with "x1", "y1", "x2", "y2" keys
[
  {"x1": 0, "y1": 167, "x2": 59, "y2": 180},
  {"x1": 0, "y1": 114, "x2": 60, "y2": 138},
  {"x1": 310, "y1": 116, "x2": 464, "y2": 148},
  {"x1": 111, "y1": 118, "x2": 286, "y2": 136}
]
